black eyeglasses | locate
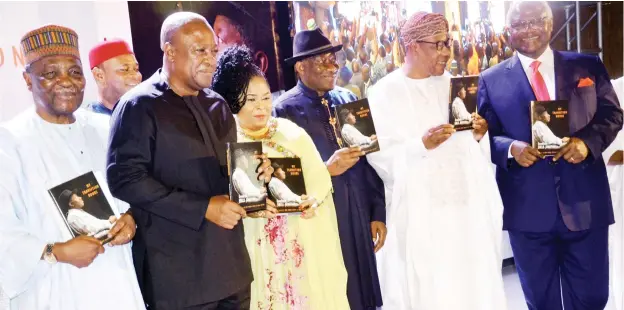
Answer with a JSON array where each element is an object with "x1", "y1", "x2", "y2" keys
[
  {"x1": 510, "y1": 17, "x2": 550, "y2": 31},
  {"x1": 416, "y1": 37, "x2": 451, "y2": 51}
]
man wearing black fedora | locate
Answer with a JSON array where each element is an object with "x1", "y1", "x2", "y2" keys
[{"x1": 273, "y1": 28, "x2": 387, "y2": 310}]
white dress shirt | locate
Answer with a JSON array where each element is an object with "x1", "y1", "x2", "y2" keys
[{"x1": 508, "y1": 46, "x2": 556, "y2": 158}]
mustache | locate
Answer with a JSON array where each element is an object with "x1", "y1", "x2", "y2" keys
[{"x1": 54, "y1": 89, "x2": 78, "y2": 95}]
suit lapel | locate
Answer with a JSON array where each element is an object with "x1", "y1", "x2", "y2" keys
[
  {"x1": 554, "y1": 51, "x2": 572, "y2": 101},
  {"x1": 504, "y1": 55, "x2": 536, "y2": 142},
  {"x1": 506, "y1": 55, "x2": 536, "y2": 105}
]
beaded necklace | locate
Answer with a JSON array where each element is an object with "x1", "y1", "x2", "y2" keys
[{"x1": 238, "y1": 118, "x2": 299, "y2": 158}]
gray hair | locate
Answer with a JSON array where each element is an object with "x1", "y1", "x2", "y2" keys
[
  {"x1": 160, "y1": 12, "x2": 210, "y2": 51},
  {"x1": 506, "y1": 1, "x2": 553, "y2": 25}
]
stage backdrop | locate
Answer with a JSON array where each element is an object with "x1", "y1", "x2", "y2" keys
[
  {"x1": 0, "y1": 1, "x2": 133, "y2": 123},
  {"x1": 128, "y1": 1, "x2": 285, "y2": 93}
]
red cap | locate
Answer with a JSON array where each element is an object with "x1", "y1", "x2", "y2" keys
[{"x1": 88, "y1": 38, "x2": 134, "y2": 69}]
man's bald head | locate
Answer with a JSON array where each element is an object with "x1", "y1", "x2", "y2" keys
[
  {"x1": 160, "y1": 11, "x2": 219, "y2": 96},
  {"x1": 506, "y1": 1, "x2": 552, "y2": 25},
  {"x1": 506, "y1": 1, "x2": 553, "y2": 59},
  {"x1": 160, "y1": 12, "x2": 212, "y2": 51}
]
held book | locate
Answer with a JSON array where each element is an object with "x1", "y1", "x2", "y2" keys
[
  {"x1": 267, "y1": 157, "x2": 307, "y2": 214},
  {"x1": 333, "y1": 98, "x2": 380, "y2": 154},
  {"x1": 48, "y1": 171, "x2": 117, "y2": 244},
  {"x1": 448, "y1": 75, "x2": 479, "y2": 131},
  {"x1": 227, "y1": 141, "x2": 267, "y2": 212},
  {"x1": 530, "y1": 100, "x2": 570, "y2": 156}
]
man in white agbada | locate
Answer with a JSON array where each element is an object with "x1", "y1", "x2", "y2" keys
[
  {"x1": 606, "y1": 76, "x2": 624, "y2": 310},
  {"x1": 0, "y1": 25, "x2": 145, "y2": 310},
  {"x1": 366, "y1": 12, "x2": 507, "y2": 310}
]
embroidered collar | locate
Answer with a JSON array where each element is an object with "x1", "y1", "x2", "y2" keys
[{"x1": 297, "y1": 80, "x2": 332, "y2": 101}]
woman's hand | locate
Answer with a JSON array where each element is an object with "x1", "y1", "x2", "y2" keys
[{"x1": 299, "y1": 195, "x2": 317, "y2": 219}]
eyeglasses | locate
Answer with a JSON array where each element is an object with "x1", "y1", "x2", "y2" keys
[
  {"x1": 309, "y1": 55, "x2": 339, "y2": 71},
  {"x1": 510, "y1": 17, "x2": 550, "y2": 31},
  {"x1": 416, "y1": 37, "x2": 451, "y2": 51}
]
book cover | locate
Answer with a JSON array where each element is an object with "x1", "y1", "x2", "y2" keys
[
  {"x1": 48, "y1": 171, "x2": 117, "y2": 243},
  {"x1": 268, "y1": 158, "x2": 307, "y2": 214},
  {"x1": 449, "y1": 75, "x2": 479, "y2": 131},
  {"x1": 334, "y1": 98, "x2": 380, "y2": 154},
  {"x1": 530, "y1": 100, "x2": 570, "y2": 156},
  {"x1": 227, "y1": 141, "x2": 267, "y2": 212}
]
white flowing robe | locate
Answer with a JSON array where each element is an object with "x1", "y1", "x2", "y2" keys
[
  {"x1": 606, "y1": 77, "x2": 624, "y2": 310},
  {"x1": 0, "y1": 108, "x2": 145, "y2": 310},
  {"x1": 366, "y1": 70, "x2": 507, "y2": 310}
]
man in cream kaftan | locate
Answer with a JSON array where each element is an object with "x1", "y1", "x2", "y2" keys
[
  {"x1": 607, "y1": 77, "x2": 624, "y2": 310},
  {"x1": 0, "y1": 24, "x2": 144, "y2": 310},
  {"x1": 365, "y1": 11, "x2": 506, "y2": 310},
  {"x1": 367, "y1": 69, "x2": 507, "y2": 310},
  {"x1": 0, "y1": 109, "x2": 145, "y2": 310}
]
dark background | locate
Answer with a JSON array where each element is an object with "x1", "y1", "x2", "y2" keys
[
  {"x1": 127, "y1": 1, "x2": 296, "y2": 92},
  {"x1": 126, "y1": 1, "x2": 621, "y2": 95}
]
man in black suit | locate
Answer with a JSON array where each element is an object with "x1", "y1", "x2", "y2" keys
[{"x1": 107, "y1": 12, "x2": 273, "y2": 310}]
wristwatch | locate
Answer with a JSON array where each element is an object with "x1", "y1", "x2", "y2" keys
[{"x1": 43, "y1": 243, "x2": 57, "y2": 264}]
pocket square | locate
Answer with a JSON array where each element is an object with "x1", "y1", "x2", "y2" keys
[{"x1": 577, "y1": 77, "x2": 594, "y2": 87}]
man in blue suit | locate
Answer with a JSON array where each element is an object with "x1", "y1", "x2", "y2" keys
[{"x1": 478, "y1": 2, "x2": 623, "y2": 310}]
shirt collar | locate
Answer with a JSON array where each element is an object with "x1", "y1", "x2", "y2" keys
[
  {"x1": 91, "y1": 102, "x2": 112, "y2": 115},
  {"x1": 517, "y1": 45, "x2": 554, "y2": 72},
  {"x1": 297, "y1": 80, "x2": 331, "y2": 100}
]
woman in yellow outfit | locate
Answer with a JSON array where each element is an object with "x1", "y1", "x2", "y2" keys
[{"x1": 211, "y1": 45, "x2": 349, "y2": 310}]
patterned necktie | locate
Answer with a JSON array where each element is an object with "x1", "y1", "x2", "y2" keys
[{"x1": 529, "y1": 60, "x2": 550, "y2": 101}]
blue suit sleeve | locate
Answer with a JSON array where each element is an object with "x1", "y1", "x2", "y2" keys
[
  {"x1": 478, "y1": 75, "x2": 515, "y2": 170},
  {"x1": 574, "y1": 56, "x2": 623, "y2": 160}
]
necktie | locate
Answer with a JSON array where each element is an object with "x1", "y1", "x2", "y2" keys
[{"x1": 529, "y1": 60, "x2": 550, "y2": 101}]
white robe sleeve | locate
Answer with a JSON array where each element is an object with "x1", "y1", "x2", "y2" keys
[
  {"x1": 603, "y1": 78, "x2": 624, "y2": 162},
  {"x1": 365, "y1": 81, "x2": 428, "y2": 187},
  {"x1": 0, "y1": 132, "x2": 49, "y2": 298},
  {"x1": 341, "y1": 124, "x2": 373, "y2": 147}
]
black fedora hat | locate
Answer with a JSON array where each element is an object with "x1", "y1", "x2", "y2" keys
[
  {"x1": 58, "y1": 189, "x2": 77, "y2": 208},
  {"x1": 285, "y1": 28, "x2": 342, "y2": 65}
]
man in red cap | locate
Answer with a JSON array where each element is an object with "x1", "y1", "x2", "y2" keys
[{"x1": 88, "y1": 38, "x2": 142, "y2": 115}]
